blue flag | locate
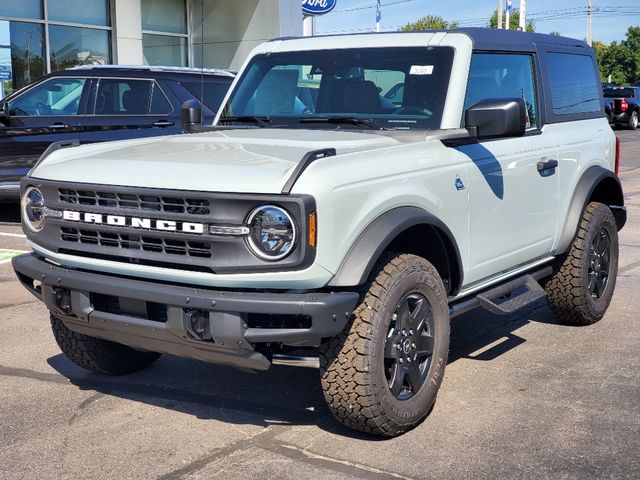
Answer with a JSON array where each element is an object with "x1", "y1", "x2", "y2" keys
[
  {"x1": 507, "y1": 0, "x2": 513, "y2": 13},
  {"x1": 376, "y1": 0, "x2": 381, "y2": 22}
]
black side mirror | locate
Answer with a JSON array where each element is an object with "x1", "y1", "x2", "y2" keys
[
  {"x1": 181, "y1": 99, "x2": 202, "y2": 133},
  {"x1": 465, "y1": 98, "x2": 527, "y2": 140}
]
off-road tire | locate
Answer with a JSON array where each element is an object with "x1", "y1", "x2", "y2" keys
[
  {"x1": 51, "y1": 316, "x2": 161, "y2": 374},
  {"x1": 628, "y1": 111, "x2": 639, "y2": 130},
  {"x1": 544, "y1": 202, "x2": 618, "y2": 325},
  {"x1": 319, "y1": 253, "x2": 449, "y2": 437}
]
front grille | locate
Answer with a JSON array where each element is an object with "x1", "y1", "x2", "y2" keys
[
  {"x1": 59, "y1": 188, "x2": 210, "y2": 215},
  {"x1": 61, "y1": 227, "x2": 212, "y2": 258}
]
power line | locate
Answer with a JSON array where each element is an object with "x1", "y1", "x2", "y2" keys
[{"x1": 317, "y1": 4, "x2": 640, "y2": 34}]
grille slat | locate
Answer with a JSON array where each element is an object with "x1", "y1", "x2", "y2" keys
[
  {"x1": 60, "y1": 227, "x2": 212, "y2": 258},
  {"x1": 59, "y1": 188, "x2": 210, "y2": 215}
]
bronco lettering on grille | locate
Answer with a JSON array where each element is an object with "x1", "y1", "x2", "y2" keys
[{"x1": 62, "y1": 210, "x2": 205, "y2": 234}]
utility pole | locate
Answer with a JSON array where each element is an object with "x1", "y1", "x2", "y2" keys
[
  {"x1": 587, "y1": 0, "x2": 593, "y2": 46},
  {"x1": 519, "y1": 0, "x2": 526, "y2": 31},
  {"x1": 498, "y1": 0, "x2": 503, "y2": 29}
]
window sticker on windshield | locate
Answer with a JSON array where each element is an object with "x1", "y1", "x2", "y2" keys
[{"x1": 409, "y1": 65, "x2": 434, "y2": 75}]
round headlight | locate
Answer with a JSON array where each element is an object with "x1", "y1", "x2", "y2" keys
[
  {"x1": 21, "y1": 187, "x2": 46, "y2": 232},
  {"x1": 246, "y1": 205, "x2": 296, "y2": 260}
]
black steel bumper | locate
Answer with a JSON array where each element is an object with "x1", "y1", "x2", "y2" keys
[{"x1": 13, "y1": 253, "x2": 359, "y2": 370}]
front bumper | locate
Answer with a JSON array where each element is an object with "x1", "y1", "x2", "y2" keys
[{"x1": 13, "y1": 253, "x2": 359, "y2": 370}]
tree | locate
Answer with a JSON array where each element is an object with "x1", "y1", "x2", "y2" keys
[
  {"x1": 594, "y1": 27, "x2": 640, "y2": 85},
  {"x1": 488, "y1": 8, "x2": 535, "y2": 32},
  {"x1": 401, "y1": 15, "x2": 458, "y2": 31}
]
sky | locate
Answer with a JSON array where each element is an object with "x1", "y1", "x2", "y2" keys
[{"x1": 315, "y1": 0, "x2": 640, "y2": 44}]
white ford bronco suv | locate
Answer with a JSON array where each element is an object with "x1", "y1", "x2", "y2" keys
[{"x1": 13, "y1": 28, "x2": 626, "y2": 436}]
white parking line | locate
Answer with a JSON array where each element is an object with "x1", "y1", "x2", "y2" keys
[{"x1": 0, "y1": 232, "x2": 26, "y2": 238}]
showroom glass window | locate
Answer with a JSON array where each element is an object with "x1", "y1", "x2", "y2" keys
[
  {"x1": 0, "y1": 1, "x2": 112, "y2": 96},
  {"x1": 141, "y1": 0, "x2": 188, "y2": 67}
]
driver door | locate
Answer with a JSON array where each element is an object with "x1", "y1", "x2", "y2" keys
[{"x1": 0, "y1": 77, "x2": 87, "y2": 182}]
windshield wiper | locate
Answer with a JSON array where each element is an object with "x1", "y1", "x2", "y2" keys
[
  {"x1": 218, "y1": 115, "x2": 271, "y2": 127},
  {"x1": 298, "y1": 116, "x2": 382, "y2": 130}
]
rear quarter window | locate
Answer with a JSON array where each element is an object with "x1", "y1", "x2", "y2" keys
[{"x1": 546, "y1": 52, "x2": 600, "y2": 116}]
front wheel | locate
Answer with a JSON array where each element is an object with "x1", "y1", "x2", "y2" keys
[
  {"x1": 319, "y1": 253, "x2": 449, "y2": 437},
  {"x1": 51, "y1": 316, "x2": 161, "y2": 375}
]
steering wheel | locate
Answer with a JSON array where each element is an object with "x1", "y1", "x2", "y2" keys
[
  {"x1": 393, "y1": 106, "x2": 433, "y2": 117},
  {"x1": 35, "y1": 102, "x2": 50, "y2": 116}
]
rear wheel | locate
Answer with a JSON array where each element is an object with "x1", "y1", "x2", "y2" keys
[
  {"x1": 628, "y1": 111, "x2": 639, "y2": 130},
  {"x1": 319, "y1": 253, "x2": 449, "y2": 436},
  {"x1": 544, "y1": 202, "x2": 618, "y2": 325},
  {"x1": 51, "y1": 316, "x2": 161, "y2": 375}
]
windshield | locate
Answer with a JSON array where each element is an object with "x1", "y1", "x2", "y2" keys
[{"x1": 219, "y1": 47, "x2": 454, "y2": 130}]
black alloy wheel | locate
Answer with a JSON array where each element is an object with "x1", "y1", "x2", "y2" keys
[
  {"x1": 319, "y1": 253, "x2": 450, "y2": 436},
  {"x1": 544, "y1": 202, "x2": 619, "y2": 325},
  {"x1": 384, "y1": 292, "x2": 434, "y2": 400},
  {"x1": 588, "y1": 228, "x2": 612, "y2": 300}
]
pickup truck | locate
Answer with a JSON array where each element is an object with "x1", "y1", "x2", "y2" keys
[
  {"x1": 13, "y1": 28, "x2": 625, "y2": 436},
  {"x1": 603, "y1": 86, "x2": 640, "y2": 129}
]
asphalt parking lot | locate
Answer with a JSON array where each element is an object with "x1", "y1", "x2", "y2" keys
[{"x1": 1, "y1": 131, "x2": 639, "y2": 480}]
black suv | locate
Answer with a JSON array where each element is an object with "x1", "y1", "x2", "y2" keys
[{"x1": 0, "y1": 66, "x2": 235, "y2": 200}]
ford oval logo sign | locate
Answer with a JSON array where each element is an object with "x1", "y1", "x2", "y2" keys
[{"x1": 302, "y1": 0, "x2": 337, "y2": 15}]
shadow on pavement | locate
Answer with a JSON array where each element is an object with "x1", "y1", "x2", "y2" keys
[
  {"x1": 46, "y1": 299, "x2": 563, "y2": 435},
  {"x1": 0, "y1": 201, "x2": 20, "y2": 223}
]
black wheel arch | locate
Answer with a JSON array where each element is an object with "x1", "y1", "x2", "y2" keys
[
  {"x1": 327, "y1": 206, "x2": 463, "y2": 296},
  {"x1": 556, "y1": 165, "x2": 626, "y2": 255}
]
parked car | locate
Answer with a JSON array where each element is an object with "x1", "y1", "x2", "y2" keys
[
  {"x1": 0, "y1": 65, "x2": 235, "y2": 200},
  {"x1": 603, "y1": 86, "x2": 640, "y2": 129},
  {"x1": 13, "y1": 29, "x2": 625, "y2": 437}
]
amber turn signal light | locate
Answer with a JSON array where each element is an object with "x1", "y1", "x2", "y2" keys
[{"x1": 308, "y1": 212, "x2": 317, "y2": 248}]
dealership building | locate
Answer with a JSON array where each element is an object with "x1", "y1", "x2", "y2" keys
[{"x1": 0, "y1": 0, "x2": 303, "y2": 94}]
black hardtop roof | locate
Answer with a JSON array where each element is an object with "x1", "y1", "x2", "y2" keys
[
  {"x1": 454, "y1": 27, "x2": 589, "y2": 52},
  {"x1": 271, "y1": 27, "x2": 590, "y2": 53}
]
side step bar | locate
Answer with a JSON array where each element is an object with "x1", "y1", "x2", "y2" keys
[
  {"x1": 450, "y1": 266, "x2": 552, "y2": 318},
  {"x1": 476, "y1": 275, "x2": 547, "y2": 315}
]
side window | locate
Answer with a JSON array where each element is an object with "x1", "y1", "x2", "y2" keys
[
  {"x1": 465, "y1": 53, "x2": 539, "y2": 129},
  {"x1": 94, "y1": 79, "x2": 153, "y2": 115},
  {"x1": 181, "y1": 82, "x2": 230, "y2": 112},
  {"x1": 9, "y1": 78, "x2": 86, "y2": 116},
  {"x1": 150, "y1": 83, "x2": 172, "y2": 115},
  {"x1": 546, "y1": 52, "x2": 600, "y2": 116}
]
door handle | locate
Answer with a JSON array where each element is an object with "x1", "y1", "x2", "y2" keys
[
  {"x1": 47, "y1": 123, "x2": 69, "y2": 130},
  {"x1": 152, "y1": 120, "x2": 175, "y2": 128},
  {"x1": 537, "y1": 159, "x2": 558, "y2": 171}
]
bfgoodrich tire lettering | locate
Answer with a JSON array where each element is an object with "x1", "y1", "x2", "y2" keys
[
  {"x1": 319, "y1": 253, "x2": 449, "y2": 437},
  {"x1": 545, "y1": 202, "x2": 619, "y2": 325},
  {"x1": 51, "y1": 316, "x2": 161, "y2": 375}
]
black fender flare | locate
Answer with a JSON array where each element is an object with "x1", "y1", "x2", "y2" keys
[
  {"x1": 556, "y1": 166, "x2": 625, "y2": 254},
  {"x1": 327, "y1": 206, "x2": 463, "y2": 294}
]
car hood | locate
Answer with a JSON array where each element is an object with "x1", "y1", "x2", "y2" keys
[{"x1": 31, "y1": 129, "x2": 399, "y2": 194}]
